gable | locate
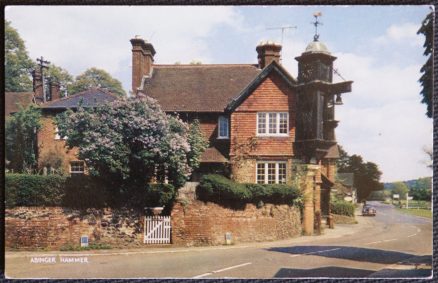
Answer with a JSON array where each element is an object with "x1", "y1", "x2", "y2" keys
[
  {"x1": 226, "y1": 61, "x2": 296, "y2": 112},
  {"x1": 234, "y1": 71, "x2": 294, "y2": 112}
]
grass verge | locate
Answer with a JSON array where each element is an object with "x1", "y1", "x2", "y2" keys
[{"x1": 396, "y1": 208, "x2": 432, "y2": 219}]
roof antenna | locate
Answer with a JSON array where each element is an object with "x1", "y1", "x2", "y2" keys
[
  {"x1": 312, "y1": 12, "x2": 323, "y2": 41},
  {"x1": 266, "y1": 25, "x2": 297, "y2": 47},
  {"x1": 148, "y1": 31, "x2": 156, "y2": 42},
  {"x1": 266, "y1": 25, "x2": 297, "y2": 63}
]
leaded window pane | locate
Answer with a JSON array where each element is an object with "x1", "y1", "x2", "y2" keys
[
  {"x1": 278, "y1": 163, "x2": 287, "y2": 184},
  {"x1": 268, "y1": 163, "x2": 276, "y2": 184},
  {"x1": 268, "y1": 113, "x2": 277, "y2": 134},
  {"x1": 218, "y1": 116, "x2": 229, "y2": 138},
  {"x1": 257, "y1": 163, "x2": 265, "y2": 184},
  {"x1": 279, "y1": 113, "x2": 288, "y2": 134},
  {"x1": 258, "y1": 113, "x2": 266, "y2": 134}
]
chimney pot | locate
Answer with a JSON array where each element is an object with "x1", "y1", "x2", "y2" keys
[
  {"x1": 256, "y1": 41, "x2": 282, "y2": 69},
  {"x1": 32, "y1": 69, "x2": 44, "y2": 104},
  {"x1": 131, "y1": 37, "x2": 156, "y2": 95},
  {"x1": 50, "y1": 81, "x2": 61, "y2": 101}
]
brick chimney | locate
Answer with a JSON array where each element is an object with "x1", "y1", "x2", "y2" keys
[
  {"x1": 49, "y1": 80, "x2": 61, "y2": 101},
  {"x1": 256, "y1": 41, "x2": 282, "y2": 69},
  {"x1": 31, "y1": 69, "x2": 44, "y2": 104},
  {"x1": 130, "y1": 36, "x2": 156, "y2": 94}
]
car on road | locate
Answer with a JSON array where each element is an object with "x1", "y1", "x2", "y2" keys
[{"x1": 362, "y1": 205, "x2": 376, "y2": 216}]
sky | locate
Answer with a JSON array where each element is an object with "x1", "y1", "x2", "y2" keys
[{"x1": 5, "y1": 5, "x2": 433, "y2": 182}]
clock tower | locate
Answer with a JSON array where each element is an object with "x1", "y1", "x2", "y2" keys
[{"x1": 294, "y1": 14, "x2": 353, "y2": 169}]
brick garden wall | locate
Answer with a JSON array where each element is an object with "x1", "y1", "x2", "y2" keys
[
  {"x1": 5, "y1": 207, "x2": 145, "y2": 250},
  {"x1": 171, "y1": 200, "x2": 302, "y2": 246},
  {"x1": 6, "y1": 201, "x2": 302, "y2": 250}
]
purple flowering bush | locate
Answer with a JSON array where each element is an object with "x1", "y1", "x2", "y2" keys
[{"x1": 56, "y1": 96, "x2": 207, "y2": 188}]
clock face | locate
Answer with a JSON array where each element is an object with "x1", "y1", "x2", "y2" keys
[{"x1": 300, "y1": 62, "x2": 314, "y2": 82}]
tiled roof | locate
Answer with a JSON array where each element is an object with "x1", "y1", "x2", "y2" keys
[
  {"x1": 141, "y1": 64, "x2": 261, "y2": 112},
  {"x1": 5, "y1": 92, "x2": 35, "y2": 116},
  {"x1": 40, "y1": 88, "x2": 117, "y2": 109},
  {"x1": 200, "y1": 147, "x2": 229, "y2": 163},
  {"x1": 337, "y1": 173, "x2": 354, "y2": 187},
  {"x1": 324, "y1": 144, "x2": 340, "y2": 159}
]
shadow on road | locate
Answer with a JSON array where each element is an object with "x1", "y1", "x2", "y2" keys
[
  {"x1": 267, "y1": 245, "x2": 432, "y2": 265},
  {"x1": 274, "y1": 266, "x2": 432, "y2": 278},
  {"x1": 274, "y1": 266, "x2": 375, "y2": 278}
]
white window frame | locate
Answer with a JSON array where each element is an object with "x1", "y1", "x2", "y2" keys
[
  {"x1": 256, "y1": 112, "x2": 289, "y2": 137},
  {"x1": 54, "y1": 126, "x2": 67, "y2": 140},
  {"x1": 218, "y1": 115, "x2": 229, "y2": 139},
  {"x1": 256, "y1": 161, "x2": 287, "y2": 184},
  {"x1": 70, "y1": 161, "x2": 85, "y2": 174}
]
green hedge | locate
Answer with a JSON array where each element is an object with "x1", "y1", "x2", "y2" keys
[
  {"x1": 197, "y1": 174, "x2": 301, "y2": 205},
  {"x1": 5, "y1": 174, "x2": 176, "y2": 209},
  {"x1": 330, "y1": 200, "x2": 355, "y2": 217},
  {"x1": 6, "y1": 174, "x2": 67, "y2": 207}
]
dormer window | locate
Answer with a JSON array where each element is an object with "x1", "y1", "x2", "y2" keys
[{"x1": 218, "y1": 116, "x2": 229, "y2": 139}]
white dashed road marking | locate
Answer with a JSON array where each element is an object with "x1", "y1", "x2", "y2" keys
[{"x1": 192, "y1": 262, "x2": 252, "y2": 278}]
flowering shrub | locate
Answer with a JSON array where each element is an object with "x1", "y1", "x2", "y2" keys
[{"x1": 56, "y1": 97, "x2": 207, "y2": 188}]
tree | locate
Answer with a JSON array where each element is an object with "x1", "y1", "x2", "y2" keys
[
  {"x1": 5, "y1": 20, "x2": 34, "y2": 92},
  {"x1": 391, "y1": 182, "x2": 409, "y2": 200},
  {"x1": 5, "y1": 105, "x2": 42, "y2": 172},
  {"x1": 45, "y1": 63, "x2": 74, "y2": 97},
  {"x1": 69, "y1": 67, "x2": 126, "y2": 97},
  {"x1": 417, "y1": 12, "x2": 433, "y2": 118},
  {"x1": 337, "y1": 147, "x2": 383, "y2": 201},
  {"x1": 55, "y1": 97, "x2": 207, "y2": 188}
]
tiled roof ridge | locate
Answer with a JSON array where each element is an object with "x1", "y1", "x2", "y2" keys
[
  {"x1": 154, "y1": 64, "x2": 258, "y2": 68},
  {"x1": 42, "y1": 87, "x2": 117, "y2": 106},
  {"x1": 5, "y1": 91, "x2": 35, "y2": 95}
]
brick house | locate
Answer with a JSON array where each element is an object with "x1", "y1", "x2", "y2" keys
[
  {"x1": 130, "y1": 35, "x2": 352, "y2": 233},
  {"x1": 37, "y1": 88, "x2": 118, "y2": 174},
  {"x1": 5, "y1": 69, "x2": 117, "y2": 174},
  {"x1": 130, "y1": 35, "x2": 352, "y2": 202}
]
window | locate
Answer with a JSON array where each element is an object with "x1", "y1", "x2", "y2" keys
[
  {"x1": 54, "y1": 126, "x2": 67, "y2": 140},
  {"x1": 70, "y1": 161, "x2": 85, "y2": 174},
  {"x1": 257, "y1": 112, "x2": 288, "y2": 136},
  {"x1": 256, "y1": 162, "x2": 287, "y2": 184},
  {"x1": 218, "y1": 116, "x2": 229, "y2": 139}
]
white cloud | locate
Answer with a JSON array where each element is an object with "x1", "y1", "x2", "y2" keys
[
  {"x1": 334, "y1": 51, "x2": 432, "y2": 182},
  {"x1": 6, "y1": 6, "x2": 245, "y2": 90},
  {"x1": 374, "y1": 22, "x2": 423, "y2": 47}
]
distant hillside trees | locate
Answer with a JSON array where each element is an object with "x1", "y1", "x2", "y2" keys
[
  {"x1": 390, "y1": 182, "x2": 409, "y2": 200},
  {"x1": 384, "y1": 177, "x2": 431, "y2": 201},
  {"x1": 337, "y1": 146, "x2": 383, "y2": 202}
]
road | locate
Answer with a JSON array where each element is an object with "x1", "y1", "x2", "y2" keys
[{"x1": 5, "y1": 201, "x2": 433, "y2": 279}]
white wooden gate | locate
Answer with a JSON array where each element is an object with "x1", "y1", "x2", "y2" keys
[{"x1": 144, "y1": 216, "x2": 171, "y2": 244}]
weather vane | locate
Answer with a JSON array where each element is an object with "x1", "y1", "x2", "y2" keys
[{"x1": 312, "y1": 12, "x2": 323, "y2": 41}]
